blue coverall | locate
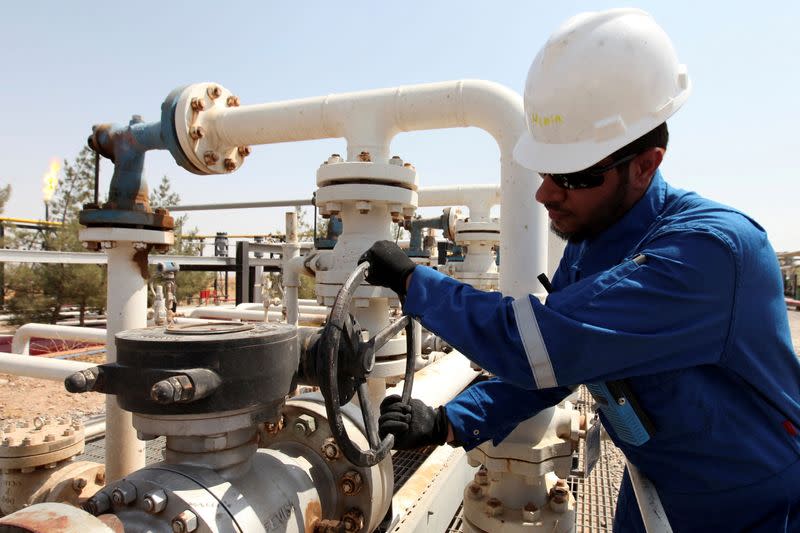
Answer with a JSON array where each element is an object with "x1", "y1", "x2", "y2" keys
[{"x1": 404, "y1": 171, "x2": 800, "y2": 532}]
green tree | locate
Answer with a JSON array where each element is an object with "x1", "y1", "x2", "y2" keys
[
  {"x1": 0, "y1": 184, "x2": 10, "y2": 214},
  {"x1": 0, "y1": 184, "x2": 10, "y2": 249},
  {"x1": 6, "y1": 148, "x2": 106, "y2": 325},
  {"x1": 149, "y1": 176, "x2": 212, "y2": 303}
]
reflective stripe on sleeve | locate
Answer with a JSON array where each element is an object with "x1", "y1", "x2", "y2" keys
[{"x1": 511, "y1": 296, "x2": 557, "y2": 389}]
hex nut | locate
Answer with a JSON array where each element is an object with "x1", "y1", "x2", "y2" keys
[
  {"x1": 72, "y1": 477, "x2": 88, "y2": 492},
  {"x1": 111, "y1": 482, "x2": 137, "y2": 505},
  {"x1": 389, "y1": 155, "x2": 404, "y2": 166},
  {"x1": 466, "y1": 482, "x2": 483, "y2": 500},
  {"x1": 342, "y1": 508, "x2": 365, "y2": 532},
  {"x1": 294, "y1": 414, "x2": 317, "y2": 436},
  {"x1": 172, "y1": 510, "x2": 198, "y2": 533},
  {"x1": 358, "y1": 151, "x2": 371, "y2": 162},
  {"x1": 189, "y1": 126, "x2": 205, "y2": 140},
  {"x1": 238, "y1": 146, "x2": 251, "y2": 157},
  {"x1": 485, "y1": 497, "x2": 503, "y2": 517},
  {"x1": 474, "y1": 469, "x2": 489, "y2": 486},
  {"x1": 327, "y1": 154, "x2": 342, "y2": 164},
  {"x1": 549, "y1": 479, "x2": 570, "y2": 513},
  {"x1": 264, "y1": 416, "x2": 285, "y2": 435},
  {"x1": 356, "y1": 201, "x2": 371, "y2": 214},
  {"x1": 143, "y1": 489, "x2": 168, "y2": 514},
  {"x1": 341, "y1": 471, "x2": 363, "y2": 496},
  {"x1": 523, "y1": 501, "x2": 540, "y2": 522},
  {"x1": 224, "y1": 158, "x2": 237, "y2": 172},
  {"x1": 84, "y1": 491, "x2": 111, "y2": 515},
  {"x1": 321, "y1": 437, "x2": 340, "y2": 461},
  {"x1": 226, "y1": 95, "x2": 240, "y2": 107},
  {"x1": 207, "y1": 85, "x2": 222, "y2": 99},
  {"x1": 203, "y1": 151, "x2": 219, "y2": 166},
  {"x1": 190, "y1": 97, "x2": 205, "y2": 112},
  {"x1": 325, "y1": 202, "x2": 341, "y2": 215}
]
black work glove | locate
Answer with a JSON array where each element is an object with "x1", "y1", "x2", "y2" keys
[
  {"x1": 358, "y1": 240, "x2": 416, "y2": 298},
  {"x1": 378, "y1": 395, "x2": 449, "y2": 450}
]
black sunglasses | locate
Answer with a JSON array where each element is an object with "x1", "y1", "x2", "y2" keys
[{"x1": 540, "y1": 152, "x2": 639, "y2": 190}]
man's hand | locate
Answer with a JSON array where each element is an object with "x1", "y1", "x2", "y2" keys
[
  {"x1": 358, "y1": 241, "x2": 416, "y2": 298},
  {"x1": 378, "y1": 395, "x2": 449, "y2": 450}
]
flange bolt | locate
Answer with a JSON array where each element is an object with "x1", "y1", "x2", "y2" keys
[
  {"x1": 207, "y1": 85, "x2": 222, "y2": 99},
  {"x1": 172, "y1": 510, "x2": 198, "y2": 533},
  {"x1": 83, "y1": 492, "x2": 111, "y2": 515},
  {"x1": 143, "y1": 490, "x2": 168, "y2": 514},
  {"x1": 341, "y1": 471, "x2": 363, "y2": 496}
]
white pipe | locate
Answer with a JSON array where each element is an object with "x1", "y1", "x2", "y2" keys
[
  {"x1": 105, "y1": 243, "x2": 148, "y2": 481},
  {"x1": 235, "y1": 302, "x2": 328, "y2": 314},
  {"x1": 208, "y1": 79, "x2": 545, "y2": 296},
  {"x1": 385, "y1": 350, "x2": 478, "y2": 408},
  {"x1": 187, "y1": 307, "x2": 327, "y2": 324},
  {"x1": 0, "y1": 352, "x2": 94, "y2": 381},
  {"x1": 283, "y1": 211, "x2": 301, "y2": 327},
  {"x1": 627, "y1": 459, "x2": 674, "y2": 533},
  {"x1": 11, "y1": 324, "x2": 106, "y2": 355},
  {"x1": 417, "y1": 184, "x2": 500, "y2": 222}
]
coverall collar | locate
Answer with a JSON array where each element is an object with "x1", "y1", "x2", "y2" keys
[{"x1": 571, "y1": 170, "x2": 668, "y2": 277}]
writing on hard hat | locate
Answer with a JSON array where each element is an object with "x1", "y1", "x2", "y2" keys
[{"x1": 513, "y1": 8, "x2": 691, "y2": 174}]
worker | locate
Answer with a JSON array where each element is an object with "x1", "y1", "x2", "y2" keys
[{"x1": 360, "y1": 8, "x2": 800, "y2": 532}]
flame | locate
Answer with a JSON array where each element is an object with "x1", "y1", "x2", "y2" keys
[{"x1": 41, "y1": 158, "x2": 61, "y2": 203}]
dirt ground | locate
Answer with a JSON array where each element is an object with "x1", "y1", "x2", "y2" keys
[
  {"x1": 1, "y1": 310, "x2": 800, "y2": 426},
  {"x1": 0, "y1": 351, "x2": 106, "y2": 424}
]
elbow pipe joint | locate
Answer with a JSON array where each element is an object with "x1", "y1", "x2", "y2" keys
[
  {"x1": 80, "y1": 114, "x2": 175, "y2": 230},
  {"x1": 284, "y1": 254, "x2": 315, "y2": 288},
  {"x1": 404, "y1": 207, "x2": 458, "y2": 257}
]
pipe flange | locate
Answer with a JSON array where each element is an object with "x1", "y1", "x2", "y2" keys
[
  {"x1": 0, "y1": 418, "x2": 84, "y2": 470},
  {"x1": 316, "y1": 160, "x2": 417, "y2": 190},
  {"x1": 315, "y1": 184, "x2": 418, "y2": 217},
  {"x1": 173, "y1": 82, "x2": 248, "y2": 175},
  {"x1": 455, "y1": 219, "x2": 500, "y2": 234}
]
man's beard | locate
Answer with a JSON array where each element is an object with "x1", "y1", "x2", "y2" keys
[{"x1": 549, "y1": 172, "x2": 631, "y2": 243}]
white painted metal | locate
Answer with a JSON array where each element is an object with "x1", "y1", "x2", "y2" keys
[
  {"x1": 11, "y1": 324, "x2": 106, "y2": 355},
  {"x1": 283, "y1": 211, "x2": 302, "y2": 327},
  {"x1": 235, "y1": 302, "x2": 328, "y2": 314},
  {"x1": 0, "y1": 352, "x2": 94, "y2": 380},
  {"x1": 627, "y1": 460, "x2": 674, "y2": 533},
  {"x1": 391, "y1": 446, "x2": 477, "y2": 533},
  {"x1": 84, "y1": 229, "x2": 166, "y2": 483},
  {"x1": 187, "y1": 307, "x2": 326, "y2": 323},
  {"x1": 417, "y1": 184, "x2": 500, "y2": 223},
  {"x1": 0, "y1": 248, "x2": 282, "y2": 268},
  {"x1": 385, "y1": 351, "x2": 479, "y2": 407},
  {"x1": 172, "y1": 79, "x2": 545, "y2": 296},
  {"x1": 168, "y1": 198, "x2": 314, "y2": 211},
  {"x1": 104, "y1": 242, "x2": 148, "y2": 481}
]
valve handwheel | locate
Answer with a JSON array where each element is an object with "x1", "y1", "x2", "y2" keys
[{"x1": 318, "y1": 261, "x2": 416, "y2": 467}]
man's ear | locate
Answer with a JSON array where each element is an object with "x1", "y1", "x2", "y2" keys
[{"x1": 630, "y1": 147, "x2": 665, "y2": 190}]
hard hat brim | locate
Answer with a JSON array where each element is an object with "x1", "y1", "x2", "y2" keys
[{"x1": 512, "y1": 131, "x2": 626, "y2": 174}]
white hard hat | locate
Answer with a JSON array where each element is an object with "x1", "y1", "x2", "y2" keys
[{"x1": 513, "y1": 8, "x2": 691, "y2": 173}]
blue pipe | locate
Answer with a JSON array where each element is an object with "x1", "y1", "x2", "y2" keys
[{"x1": 405, "y1": 209, "x2": 453, "y2": 257}]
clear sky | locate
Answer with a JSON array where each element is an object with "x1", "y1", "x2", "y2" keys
[{"x1": 2, "y1": 1, "x2": 798, "y2": 252}]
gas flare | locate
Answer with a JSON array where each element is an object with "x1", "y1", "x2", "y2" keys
[{"x1": 41, "y1": 158, "x2": 61, "y2": 203}]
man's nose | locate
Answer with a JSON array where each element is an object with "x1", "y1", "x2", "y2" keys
[{"x1": 535, "y1": 175, "x2": 566, "y2": 205}]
